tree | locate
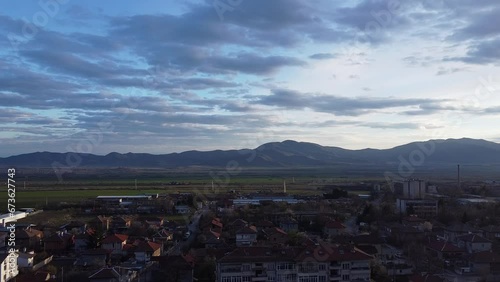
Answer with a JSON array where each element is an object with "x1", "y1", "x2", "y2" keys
[
  {"x1": 462, "y1": 211, "x2": 468, "y2": 224},
  {"x1": 194, "y1": 257, "x2": 216, "y2": 282}
]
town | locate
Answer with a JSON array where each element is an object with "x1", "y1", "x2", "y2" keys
[{"x1": 1, "y1": 178, "x2": 500, "y2": 282}]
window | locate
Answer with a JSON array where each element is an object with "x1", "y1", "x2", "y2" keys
[
  {"x1": 318, "y1": 276, "x2": 326, "y2": 282},
  {"x1": 342, "y1": 263, "x2": 350, "y2": 270},
  {"x1": 342, "y1": 275, "x2": 350, "y2": 281},
  {"x1": 277, "y1": 263, "x2": 295, "y2": 270},
  {"x1": 243, "y1": 277, "x2": 251, "y2": 282},
  {"x1": 318, "y1": 264, "x2": 326, "y2": 271},
  {"x1": 242, "y1": 264, "x2": 250, "y2": 271}
]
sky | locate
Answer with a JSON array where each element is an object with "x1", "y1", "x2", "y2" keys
[{"x1": 1, "y1": 0, "x2": 500, "y2": 157}]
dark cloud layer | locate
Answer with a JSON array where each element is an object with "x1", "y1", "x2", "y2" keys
[{"x1": 0, "y1": 0, "x2": 500, "y2": 155}]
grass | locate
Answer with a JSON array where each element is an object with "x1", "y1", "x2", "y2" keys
[{"x1": 0, "y1": 167, "x2": 387, "y2": 211}]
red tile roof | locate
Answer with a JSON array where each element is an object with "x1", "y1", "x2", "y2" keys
[
  {"x1": 324, "y1": 220, "x2": 346, "y2": 229},
  {"x1": 101, "y1": 234, "x2": 128, "y2": 244},
  {"x1": 237, "y1": 225, "x2": 258, "y2": 234},
  {"x1": 219, "y1": 243, "x2": 373, "y2": 263},
  {"x1": 134, "y1": 241, "x2": 162, "y2": 252}
]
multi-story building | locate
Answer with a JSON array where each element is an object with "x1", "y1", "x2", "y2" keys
[
  {"x1": 216, "y1": 243, "x2": 372, "y2": 282},
  {"x1": 396, "y1": 198, "x2": 438, "y2": 218},
  {"x1": 0, "y1": 253, "x2": 18, "y2": 282},
  {"x1": 402, "y1": 179, "x2": 426, "y2": 199}
]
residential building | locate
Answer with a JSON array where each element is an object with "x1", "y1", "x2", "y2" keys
[
  {"x1": 101, "y1": 234, "x2": 128, "y2": 255},
  {"x1": 216, "y1": 244, "x2": 372, "y2": 282},
  {"x1": 44, "y1": 232, "x2": 74, "y2": 254},
  {"x1": 402, "y1": 179, "x2": 426, "y2": 199},
  {"x1": 0, "y1": 253, "x2": 18, "y2": 282},
  {"x1": 457, "y1": 234, "x2": 492, "y2": 253},
  {"x1": 396, "y1": 199, "x2": 438, "y2": 218},
  {"x1": 323, "y1": 220, "x2": 346, "y2": 238},
  {"x1": 279, "y1": 218, "x2": 299, "y2": 233},
  {"x1": 236, "y1": 226, "x2": 258, "y2": 246},
  {"x1": 16, "y1": 252, "x2": 35, "y2": 269},
  {"x1": 468, "y1": 250, "x2": 500, "y2": 275}
]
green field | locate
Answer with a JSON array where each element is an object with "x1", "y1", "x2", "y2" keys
[{"x1": 0, "y1": 167, "x2": 389, "y2": 212}]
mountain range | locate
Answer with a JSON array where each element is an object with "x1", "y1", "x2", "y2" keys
[{"x1": 1, "y1": 138, "x2": 500, "y2": 169}]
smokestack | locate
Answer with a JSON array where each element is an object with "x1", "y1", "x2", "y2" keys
[
  {"x1": 457, "y1": 164, "x2": 461, "y2": 190},
  {"x1": 283, "y1": 180, "x2": 286, "y2": 193}
]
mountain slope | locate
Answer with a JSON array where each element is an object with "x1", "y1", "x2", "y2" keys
[{"x1": 1, "y1": 138, "x2": 500, "y2": 168}]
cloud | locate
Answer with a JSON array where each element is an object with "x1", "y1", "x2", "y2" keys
[
  {"x1": 309, "y1": 53, "x2": 336, "y2": 60},
  {"x1": 257, "y1": 89, "x2": 447, "y2": 116}
]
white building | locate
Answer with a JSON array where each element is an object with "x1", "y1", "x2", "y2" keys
[
  {"x1": 217, "y1": 244, "x2": 372, "y2": 282},
  {"x1": 402, "y1": 179, "x2": 426, "y2": 199},
  {"x1": 396, "y1": 198, "x2": 438, "y2": 218},
  {"x1": 0, "y1": 253, "x2": 18, "y2": 282}
]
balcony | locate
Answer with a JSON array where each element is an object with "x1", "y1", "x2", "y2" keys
[
  {"x1": 251, "y1": 275, "x2": 267, "y2": 282},
  {"x1": 329, "y1": 275, "x2": 341, "y2": 281}
]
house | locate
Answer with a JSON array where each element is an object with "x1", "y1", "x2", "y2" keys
[
  {"x1": 212, "y1": 218, "x2": 224, "y2": 230},
  {"x1": 468, "y1": 250, "x2": 500, "y2": 275},
  {"x1": 16, "y1": 251, "x2": 35, "y2": 268},
  {"x1": 425, "y1": 240, "x2": 465, "y2": 261},
  {"x1": 109, "y1": 216, "x2": 129, "y2": 231},
  {"x1": 88, "y1": 267, "x2": 123, "y2": 282},
  {"x1": 128, "y1": 240, "x2": 162, "y2": 263},
  {"x1": 236, "y1": 226, "x2": 258, "y2": 246},
  {"x1": 481, "y1": 225, "x2": 500, "y2": 241},
  {"x1": 88, "y1": 216, "x2": 110, "y2": 231},
  {"x1": 15, "y1": 228, "x2": 43, "y2": 251},
  {"x1": 152, "y1": 229, "x2": 174, "y2": 243},
  {"x1": 456, "y1": 234, "x2": 492, "y2": 253},
  {"x1": 0, "y1": 253, "x2": 18, "y2": 282},
  {"x1": 44, "y1": 232, "x2": 74, "y2": 254},
  {"x1": 229, "y1": 219, "x2": 247, "y2": 231},
  {"x1": 442, "y1": 224, "x2": 482, "y2": 242},
  {"x1": 74, "y1": 232, "x2": 92, "y2": 252},
  {"x1": 101, "y1": 234, "x2": 128, "y2": 255},
  {"x1": 199, "y1": 229, "x2": 223, "y2": 248},
  {"x1": 136, "y1": 216, "x2": 164, "y2": 228},
  {"x1": 255, "y1": 220, "x2": 274, "y2": 231},
  {"x1": 323, "y1": 219, "x2": 346, "y2": 237},
  {"x1": 279, "y1": 218, "x2": 298, "y2": 232},
  {"x1": 263, "y1": 227, "x2": 288, "y2": 245},
  {"x1": 60, "y1": 220, "x2": 87, "y2": 234}
]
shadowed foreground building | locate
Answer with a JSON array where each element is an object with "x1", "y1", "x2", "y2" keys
[{"x1": 216, "y1": 243, "x2": 372, "y2": 282}]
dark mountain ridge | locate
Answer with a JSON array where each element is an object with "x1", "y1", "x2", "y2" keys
[{"x1": 1, "y1": 138, "x2": 500, "y2": 168}]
